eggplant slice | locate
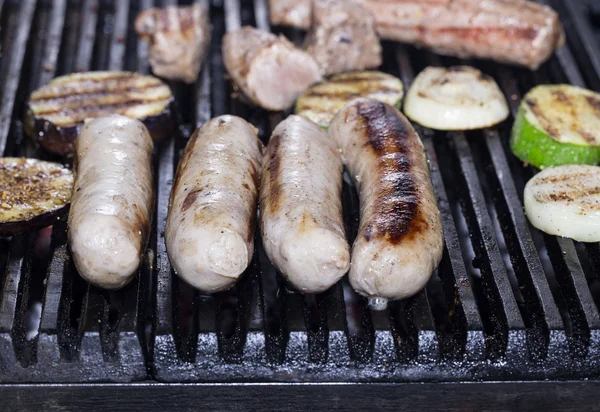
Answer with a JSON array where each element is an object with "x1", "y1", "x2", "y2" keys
[
  {"x1": 0, "y1": 157, "x2": 73, "y2": 236},
  {"x1": 25, "y1": 71, "x2": 177, "y2": 155}
]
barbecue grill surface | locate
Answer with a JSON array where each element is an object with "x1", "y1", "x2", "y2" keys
[{"x1": 1, "y1": 0, "x2": 600, "y2": 408}]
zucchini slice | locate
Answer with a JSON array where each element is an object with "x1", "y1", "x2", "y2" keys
[
  {"x1": 25, "y1": 71, "x2": 177, "y2": 155},
  {"x1": 510, "y1": 84, "x2": 600, "y2": 168},
  {"x1": 403, "y1": 66, "x2": 509, "y2": 130},
  {"x1": 524, "y1": 164, "x2": 600, "y2": 242},
  {"x1": 0, "y1": 158, "x2": 73, "y2": 236},
  {"x1": 295, "y1": 71, "x2": 404, "y2": 128}
]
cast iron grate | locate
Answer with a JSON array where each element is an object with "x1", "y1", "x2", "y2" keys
[{"x1": 0, "y1": 0, "x2": 600, "y2": 384}]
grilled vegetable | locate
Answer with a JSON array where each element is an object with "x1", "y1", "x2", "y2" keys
[
  {"x1": 510, "y1": 85, "x2": 600, "y2": 169},
  {"x1": 0, "y1": 157, "x2": 73, "y2": 236},
  {"x1": 403, "y1": 66, "x2": 509, "y2": 131},
  {"x1": 295, "y1": 71, "x2": 404, "y2": 128},
  {"x1": 25, "y1": 71, "x2": 177, "y2": 155},
  {"x1": 524, "y1": 165, "x2": 600, "y2": 242}
]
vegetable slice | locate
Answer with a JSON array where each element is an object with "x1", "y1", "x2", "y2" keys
[
  {"x1": 510, "y1": 84, "x2": 600, "y2": 168},
  {"x1": 25, "y1": 71, "x2": 177, "y2": 155},
  {"x1": 0, "y1": 157, "x2": 73, "y2": 236},
  {"x1": 524, "y1": 164, "x2": 600, "y2": 242},
  {"x1": 295, "y1": 71, "x2": 404, "y2": 128},
  {"x1": 403, "y1": 66, "x2": 509, "y2": 130}
]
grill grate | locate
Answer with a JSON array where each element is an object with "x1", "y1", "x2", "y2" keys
[{"x1": 1, "y1": 0, "x2": 600, "y2": 385}]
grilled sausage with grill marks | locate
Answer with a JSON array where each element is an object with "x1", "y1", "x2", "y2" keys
[
  {"x1": 329, "y1": 98, "x2": 443, "y2": 308},
  {"x1": 260, "y1": 115, "x2": 350, "y2": 293},
  {"x1": 166, "y1": 115, "x2": 263, "y2": 293},
  {"x1": 68, "y1": 115, "x2": 154, "y2": 289}
]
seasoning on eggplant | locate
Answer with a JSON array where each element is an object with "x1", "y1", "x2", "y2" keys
[
  {"x1": 403, "y1": 66, "x2": 509, "y2": 131},
  {"x1": 524, "y1": 164, "x2": 600, "y2": 242},
  {"x1": 0, "y1": 157, "x2": 73, "y2": 236},
  {"x1": 511, "y1": 84, "x2": 600, "y2": 169},
  {"x1": 25, "y1": 71, "x2": 176, "y2": 155},
  {"x1": 295, "y1": 71, "x2": 404, "y2": 129}
]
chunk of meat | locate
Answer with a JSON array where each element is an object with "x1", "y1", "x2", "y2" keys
[
  {"x1": 223, "y1": 26, "x2": 322, "y2": 111},
  {"x1": 304, "y1": 0, "x2": 382, "y2": 75},
  {"x1": 269, "y1": 0, "x2": 311, "y2": 29},
  {"x1": 135, "y1": 3, "x2": 211, "y2": 83}
]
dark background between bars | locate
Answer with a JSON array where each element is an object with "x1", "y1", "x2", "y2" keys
[{"x1": 1, "y1": 0, "x2": 600, "y2": 409}]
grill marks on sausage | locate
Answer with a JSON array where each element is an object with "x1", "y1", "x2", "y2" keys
[
  {"x1": 264, "y1": 133, "x2": 283, "y2": 214},
  {"x1": 356, "y1": 101, "x2": 426, "y2": 244}
]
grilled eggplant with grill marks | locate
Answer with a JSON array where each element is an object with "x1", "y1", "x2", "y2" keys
[
  {"x1": 295, "y1": 71, "x2": 404, "y2": 129},
  {"x1": 0, "y1": 157, "x2": 73, "y2": 236},
  {"x1": 25, "y1": 71, "x2": 176, "y2": 155}
]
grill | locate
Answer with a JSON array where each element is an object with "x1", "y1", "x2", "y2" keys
[{"x1": 2, "y1": 0, "x2": 600, "y2": 409}]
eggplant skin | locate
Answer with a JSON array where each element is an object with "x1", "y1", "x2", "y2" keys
[
  {"x1": 0, "y1": 157, "x2": 73, "y2": 236},
  {"x1": 25, "y1": 71, "x2": 177, "y2": 156}
]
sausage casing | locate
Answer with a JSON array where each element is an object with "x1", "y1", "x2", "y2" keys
[
  {"x1": 165, "y1": 115, "x2": 262, "y2": 293},
  {"x1": 260, "y1": 115, "x2": 350, "y2": 293},
  {"x1": 329, "y1": 98, "x2": 443, "y2": 304},
  {"x1": 68, "y1": 115, "x2": 154, "y2": 289}
]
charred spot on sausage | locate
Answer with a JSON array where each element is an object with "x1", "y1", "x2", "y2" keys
[{"x1": 356, "y1": 100, "x2": 424, "y2": 245}]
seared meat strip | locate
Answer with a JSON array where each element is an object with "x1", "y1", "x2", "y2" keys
[
  {"x1": 304, "y1": 0, "x2": 382, "y2": 75},
  {"x1": 268, "y1": 0, "x2": 563, "y2": 69},
  {"x1": 136, "y1": 3, "x2": 211, "y2": 83},
  {"x1": 223, "y1": 26, "x2": 322, "y2": 111}
]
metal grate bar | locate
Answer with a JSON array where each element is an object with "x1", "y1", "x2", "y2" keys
[
  {"x1": 0, "y1": 0, "x2": 36, "y2": 156},
  {"x1": 395, "y1": 45, "x2": 483, "y2": 360},
  {"x1": 451, "y1": 131, "x2": 525, "y2": 356},
  {"x1": 37, "y1": 0, "x2": 67, "y2": 87},
  {"x1": 74, "y1": 0, "x2": 98, "y2": 72},
  {"x1": 108, "y1": 0, "x2": 130, "y2": 71},
  {"x1": 224, "y1": 0, "x2": 241, "y2": 32},
  {"x1": 482, "y1": 128, "x2": 563, "y2": 357},
  {"x1": 253, "y1": 0, "x2": 269, "y2": 31},
  {"x1": 563, "y1": 0, "x2": 600, "y2": 85}
]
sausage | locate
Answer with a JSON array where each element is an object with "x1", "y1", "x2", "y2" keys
[
  {"x1": 68, "y1": 115, "x2": 154, "y2": 289},
  {"x1": 329, "y1": 98, "x2": 443, "y2": 308},
  {"x1": 165, "y1": 115, "x2": 262, "y2": 293},
  {"x1": 260, "y1": 115, "x2": 350, "y2": 293}
]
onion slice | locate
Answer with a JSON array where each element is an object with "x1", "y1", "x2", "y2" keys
[
  {"x1": 524, "y1": 164, "x2": 600, "y2": 242},
  {"x1": 403, "y1": 66, "x2": 509, "y2": 131}
]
